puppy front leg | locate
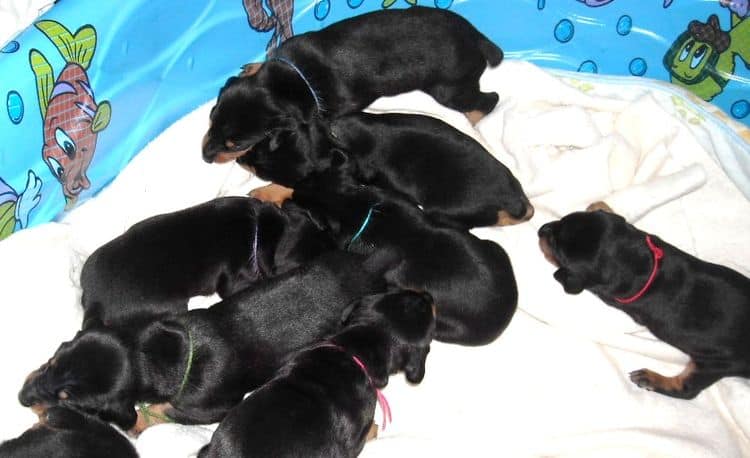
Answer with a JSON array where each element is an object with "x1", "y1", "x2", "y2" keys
[
  {"x1": 629, "y1": 360, "x2": 727, "y2": 399},
  {"x1": 249, "y1": 183, "x2": 294, "y2": 207},
  {"x1": 130, "y1": 402, "x2": 174, "y2": 436}
]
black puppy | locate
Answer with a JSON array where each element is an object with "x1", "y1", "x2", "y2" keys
[
  {"x1": 20, "y1": 250, "x2": 393, "y2": 431},
  {"x1": 198, "y1": 290, "x2": 435, "y2": 458},
  {"x1": 81, "y1": 196, "x2": 332, "y2": 327},
  {"x1": 291, "y1": 157, "x2": 518, "y2": 346},
  {"x1": 0, "y1": 406, "x2": 137, "y2": 458},
  {"x1": 538, "y1": 209, "x2": 750, "y2": 399},
  {"x1": 203, "y1": 6, "x2": 503, "y2": 163},
  {"x1": 236, "y1": 112, "x2": 533, "y2": 229}
]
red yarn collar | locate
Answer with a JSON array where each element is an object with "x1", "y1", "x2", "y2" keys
[{"x1": 614, "y1": 235, "x2": 664, "y2": 304}]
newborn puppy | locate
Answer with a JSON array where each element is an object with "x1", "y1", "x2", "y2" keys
[
  {"x1": 198, "y1": 290, "x2": 435, "y2": 458},
  {"x1": 20, "y1": 250, "x2": 392, "y2": 431},
  {"x1": 203, "y1": 6, "x2": 503, "y2": 163},
  {"x1": 81, "y1": 196, "x2": 332, "y2": 327},
  {"x1": 292, "y1": 156, "x2": 518, "y2": 346},
  {"x1": 538, "y1": 209, "x2": 750, "y2": 399},
  {"x1": 0, "y1": 406, "x2": 137, "y2": 458},
  {"x1": 237, "y1": 112, "x2": 533, "y2": 229}
]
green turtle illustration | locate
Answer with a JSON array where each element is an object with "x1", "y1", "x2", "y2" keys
[
  {"x1": 0, "y1": 171, "x2": 43, "y2": 241},
  {"x1": 664, "y1": 11, "x2": 750, "y2": 101},
  {"x1": 382, "y1": 0, "x2": 417, "y2": 8}
]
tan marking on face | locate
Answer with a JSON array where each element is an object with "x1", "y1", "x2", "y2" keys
[
  {"x1": 249, "y1": 183, "x2": 294, "y2": 207},
  {"x1": 465, "y1": 110, "x2": 486, "y2": 125},
  {"x1": 366, "y1": 421, "x2": 378, "y2": 441},
  {"x1": 214, "y1": 149, "x2": 250, "y2": 164},
  {"x1": 31, "y1": 403, "x2": 48, "y2": 418},
  {"x1": 240, "y1": 62, "x2": 263, "y2": 77},
  {"x1": 496, "y1": 204, "x2": 535, "y2": 226},
  {"x1": 538, "y1": 236, "x2": 559, "y2": 267},
  {"x1": 586, "y1": 201, "x2": 614, "y2": 213}
]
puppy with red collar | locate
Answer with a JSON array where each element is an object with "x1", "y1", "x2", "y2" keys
[{"x1": 538, "y1": 207, "x2": 750, "y2": 399}]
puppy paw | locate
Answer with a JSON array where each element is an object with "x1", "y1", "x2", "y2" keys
[
  {"x1": 629, "y1": 368, "x2": 687, "y2": 393},
  {"x1": 629, "y1": 369, "x2": 659, "y2": 391},
  {"x1": 586, "y1": 201, "x2": 614, "y2": 213},
  {"x1": 366, "y1": 422, "x2": 379, "y2": 441}
]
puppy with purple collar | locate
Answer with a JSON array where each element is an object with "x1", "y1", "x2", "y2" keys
[{"x1": 538, "y1": 207, "x2": 750, "y2": 399}]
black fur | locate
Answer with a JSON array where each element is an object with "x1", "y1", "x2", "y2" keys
[
  {"x1": 236, "y1": 112, "x2": 533, "y2": 229},
  {"x1": 20, "y1": 250, "x2": 392, "y2": 429},
  {"x1": 203, "y1": 6, "x2": 503, "y2": 162},
  {"x1": 0, "y1": 407, "x2": 137, "y2": 458},
  {"x1": 80, "y1": 196, "x2": 332, "y2": 327},
  {"x1": 538, "y1": 210, "x2": 750, "y2": 399},
  {"x1": 292, "y1": 157, "x2": 518, "y2": 346},
  {"x1": 198, "y1": 290, "x2": 435, "y2": 458}
]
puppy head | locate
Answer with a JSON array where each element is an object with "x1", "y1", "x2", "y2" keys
[
  {"x1": 18, "y1": 327, "x2": 137, "y2": 429},
  {"x1": 348, "y1": 290, "x2": 436, "y2": 385},
  {"x1": 236, "y1": 118, "x2": 342, "y2": 186},
  {"x1": 202, "y1": 74, "x2": 291, "y2": 164},
  {"x1": 537, "y1": 210, "x2": 641, "y2": 295}
]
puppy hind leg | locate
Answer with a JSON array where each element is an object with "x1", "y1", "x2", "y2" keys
[
  {"x1": 427, "y1": 75, "x2": 498, "y2": 123},
  {"x1": 629, "y1": 360, "x2": 727, "y2": 399}
]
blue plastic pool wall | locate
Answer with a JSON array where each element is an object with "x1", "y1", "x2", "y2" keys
[{"x1": 1, "y1": 0, "x2": 748, "y2": 239}]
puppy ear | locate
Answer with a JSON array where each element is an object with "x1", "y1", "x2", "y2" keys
[
  {"x1": 139, "y1": 320, "x2": 190, "y2": 368},
  {"x1": 553, "y1": 268, "x2": 587, "y2": 294}
]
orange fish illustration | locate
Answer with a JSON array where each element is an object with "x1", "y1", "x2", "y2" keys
[{"x1": 29, "y1": 20, "x2": 111, "y2": 207}]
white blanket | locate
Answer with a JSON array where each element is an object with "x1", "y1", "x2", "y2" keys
[{"x1": 1, "y1": 61, "x2": 749, "y2": 457}]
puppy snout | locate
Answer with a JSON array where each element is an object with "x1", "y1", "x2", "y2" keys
[
  {"x1": 538, "y1": 223, "x2": 553, "y2": 239},
  {"x1": 19, "y1": 380, "x2": 41, "y2": 407}
]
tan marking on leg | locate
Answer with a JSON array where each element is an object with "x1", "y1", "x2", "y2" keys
[
  {"x1": 249, "y1": 183, "x2": 294, "y2": 207},
  {"x1": 366, "y1": 421, "x2": 378, "y2": 441},
  {"x1": 129, "y1": 402, "x2": 174, "y2": 437},
  {"x1": 586, "y1": 201, "x2": 614, "y2": 213},
  {"x1": 538, "y1": 237, "x2": 559, "y2": 267},
  {"x1": 465, "y1": 110, "x2": 486, "y2": 125},
  {"x1": 630, "y1": 361, "x2": 696, "y2": 392}
]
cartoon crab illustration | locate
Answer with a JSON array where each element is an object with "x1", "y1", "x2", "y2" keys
[{"x1": 29, "y1": 20, "x2": 111, "y2": 207}]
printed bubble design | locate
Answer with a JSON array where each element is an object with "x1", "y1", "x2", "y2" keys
[
  {"x1": 1, "y1": 41, "x2": 19, "y2": 53},
  {"x1": 731, "y1": 100, "x2": 750, "y2": 119},
  {"x1": 315, "y1": 0, "x2": 331, "y2": 20},
  {"x1": 6, "y1": 91, "x2": 24, "y2": 124},
  {"x1": 537, "y1": 0, "x2": 546, "y2": 10},
  {"x1": 617, "y1": 15, "x2": 632, "y2": 36},
  {"x1": 554, "y1": 19, "x2": 575, "y2": 43},
  {"x1": 629, "y1": 57, "x2": 647, "y2": 76},
  {"x1": 434, "y1": 0, "x2": 453, "y2": 8},
  {"x1": 347, "y1": 0, "x2": 365, "y2": 8},
  {"x1": 578, "y1": 60, "x2": 598, "y2": 73}
]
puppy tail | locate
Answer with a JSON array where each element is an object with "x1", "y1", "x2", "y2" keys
[{"x1": 477, "y1": 34, "x2": 503, "y2": 67}]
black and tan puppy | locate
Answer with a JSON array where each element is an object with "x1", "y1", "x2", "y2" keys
[
  {"x1": 81, "y1": 196, "x2": 332, "y2": 327},
  {"x1": 538, "y1": 209, "x2": 750, "y2": 399},
  {"x1": 198, "y1": 290, "x2": 435, "y2": 458},
  {"x1": 20, "y1": 250, "x2": 393, "y2": 432},
  {"x1": 291, "y1": 156, "x2": 518, "y2": 346},
  {"x1": 236, "y1": 112, "x2": 533, "y2": 229},
  {"x1": 0, "y1": 406, "x2": 137, "y2": 458},
  {"x1": 203, "y1": 6, "x2": 503, "y2": 163}
]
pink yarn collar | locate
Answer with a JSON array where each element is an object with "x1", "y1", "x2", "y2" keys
[
  {"x1": 317, "y1": 344, "x2": 392, "y2": 430},
  {"x1": 614, "y1": 235, "x2": 664, "y2": 304}
]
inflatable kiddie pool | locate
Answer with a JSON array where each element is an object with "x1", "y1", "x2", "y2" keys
[{"x1": 1, "y1": 0, "x2": 750, "y2": 240}]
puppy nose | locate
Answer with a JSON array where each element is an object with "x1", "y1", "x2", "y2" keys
[
  {"x1": 19, "y1": 382, "x2": 39, "y2": 407},
  {"x1": 538, "y1": 223, "x2": 553, "y2": 238},
  {"x1": 523, "y1": 203, "x2": 535, "y2": 221}
]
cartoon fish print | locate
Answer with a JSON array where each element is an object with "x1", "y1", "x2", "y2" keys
[
  {"x1": 0, "y1": 171, "x2": 43, "y2": 241},
  {"x1": 29, "y1": 20, "x2": 111, "y2": 207},
  {"x1": 664, "y1": 10, "x2": 750, "y2": 101}
]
